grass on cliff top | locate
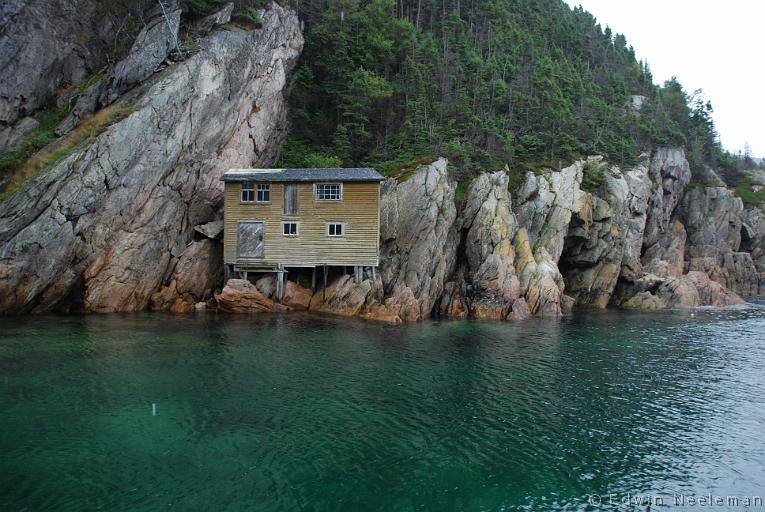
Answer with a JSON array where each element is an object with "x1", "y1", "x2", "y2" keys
[
  {"x1": 232, "y1": 8, "x2": 263, "y2": 28},
  {"x1": 0, "y1": 105, "x2": 136, "y2": 203},
  {"x1": 735, "y1": 174, "x2": 765, "y2": 210},
  {"x1": 0, "y1": 106, "x2": 69, "y2": 179},
  {"x1": 374, "y1": 154, "x2": 438, "y2": 181}
]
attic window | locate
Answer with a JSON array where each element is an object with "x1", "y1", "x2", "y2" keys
[
  {"x1": 241, "y1": 183, "x2": 255, "y2": 202},
  {"x1": 315, "y1": 183, "x2": 342, "y2": 201},
  {"x1": 256, "y1": 184, "x2": 270, "y2": 203}
]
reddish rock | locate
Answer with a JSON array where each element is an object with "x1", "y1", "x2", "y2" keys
[
  {"x1": 282, "y1": 281, "x2": 312, "y2": 310},
  {"x1": 508, "y1": 297, "x2": 531, "y2": 320},
  {"x1": 470, "y1": 300, "x2": 506, "y2": 321},
  {"x1": 215, "y1": 279, "x2": 278, "y2": 313},
  {"x1": 309, "y1": 275, "x2": 373, "y2": 317},
  {"x1": 363, "y1": 304, "x2": 403, "y2": 324},
  {"x1": 682, "y1": 271, "x2": 745, "y2": 307}
]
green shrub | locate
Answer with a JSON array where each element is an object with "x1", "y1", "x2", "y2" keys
[
  {"x1": 232, "y1": 8, "x2": 262, "y2": 27},
  {"x1": 454, "y1": 177, "x2": 472, "y2": 208},
  {"x1": 0, "y1": 105, "x2": 135, "y2": 203},
  {"x1": 735, "y1": 176, "x2": 765, "y2": 210},
  {"x1": 186, "y1": 0, "x2": 217, "y2": 16},
  {"x1": 581, "y1": 159, "x2": 606, "y2": 193}
]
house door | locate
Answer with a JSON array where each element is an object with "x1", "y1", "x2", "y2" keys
[{"x1": 237, "y1": 221, "x2": 264, "y2": 258}]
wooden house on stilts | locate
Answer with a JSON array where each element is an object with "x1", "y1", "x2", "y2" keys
[{"x1": 221, "y1": 167, "x2": 384, "y2": 300}]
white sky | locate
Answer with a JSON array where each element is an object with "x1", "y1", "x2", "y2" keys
[{"x1": 563, "y1": 0, "x2": 765, "y2": 157}]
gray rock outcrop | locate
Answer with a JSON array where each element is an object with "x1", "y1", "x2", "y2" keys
[
  {"x1": 513, "y1": 162, "x2": 585, "y2": 314},
  {"x1": 0, "y1": 3, "x2": 303, "y2": 314},
  {"x1": 54, "y1": 80, "x2": 105, "y2": 137},
  {"x1": 104, "y1": 1, "x2": 182, "y2": 104},
  {"x1": 679, "y1": 186, "x2": 759, "y2": 296},
  {"x1": 641, "y1": 147, "x2": 692, "y2": 266},
  {"x1": 461, "y1": 170, "x2": 523, "y2": 319},
  {"x1": 195, "y1": 2, "x2": 235, "y2": 33},
  {"x1": 379, "y1": 158, "x2": 459, "y2": 319},
  {"x1": 0, "y1": 0, "x2": 155, "y2": 124},
  {"x1": 560, "y1": 160, "x2": 631, "y2": 307},
  {"x1": 0, "y1": 117, "x2": 39, "y2": 152}
]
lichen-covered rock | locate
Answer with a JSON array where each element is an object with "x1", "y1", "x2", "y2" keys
[
  {"x1": 622, "y1": 291, "x2": 665, "y2": 310},
  {"x1": 462, "y1": 170, "x2": 521, "y2": 317},
  {"x1": 512, "y1": 161, "x2": 585, "y2": 314},
  {"x1": 513, "y1": 228, "x2": 564, "y2": 315},
  {"x1": 642, "y1": 147, "x2": 692, "y2": 258},
  {"x1": 642, "y1": 220, "x2": 686, "y2": 278},
  {"x1": 0, "y1": 3, "x2": 303, "y2": 314},
  {"x1": 515, "y1": 161, "x2": 586, "y2": 261},
  {"x1": 215, "y1": 279, "x2": 280, "y2": 313},
  {"x1": 379, "y1": 158, "x2": 459, "y2": 319},
  {"x1": 618, "y1": 271, "x2": 744, "y2": 309},
  {"x1": 194, "y1": 220, "x2": 224, "y2": 240},
  {"x1": 619, "y1": 157, "x2": 652, "y2": 279},
  {"x1": 560, "y1": 160, "x2": 631, "y2": 307},
  {"x1": 678, "y1": 185, "x2": 759, "y2": 296},
  {"x1": 681, "y1": 186, "x2": 743, "y2": 261},
  {"x1": 741, "y1": 207, "x2": 765, "y2": 293}
]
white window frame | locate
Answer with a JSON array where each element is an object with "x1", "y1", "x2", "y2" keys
[
  {"x1": 282, "y1": 221, "x2": 299, "y2": 237},
  {"x1": 256, "y1": 183, "x2": 270, "y2": 203},
  {"x1": 241, "y1": 182, "x2": 255, "y2": 203},
  {"x1": 314, "y1": 182, "x2": 343, "y2": 201},
  {"x1": 327, "y1": 222, "x2": 344, "y2": 237}
]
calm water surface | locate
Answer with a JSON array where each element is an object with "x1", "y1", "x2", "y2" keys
[{"x1": 1, "y1": 304, "x2": 765, "y2": 511}]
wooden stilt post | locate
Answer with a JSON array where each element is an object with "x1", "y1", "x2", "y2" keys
[
  {"x1": 311, "y1": 267, "x2": 317, "y2": 293},
  {"x1": 322, "y1": 264, "x2": 328, "y2": 301},
  {"x1": 244, "y1": 271, "x2": 249, "y2": 282},
  {"x1": 354, "y1": 265, "x2": 362, "y2": 283},
  {"x1": 277, "y1": 270, "x2": 285, "y2": 302},
  {"x1": 372, "y1": 266, "x2": 376, "y2": 281}
]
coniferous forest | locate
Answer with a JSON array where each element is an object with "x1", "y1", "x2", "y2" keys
[{"x1": 279, "y1": 0, "x2": 755, "y2": 181}]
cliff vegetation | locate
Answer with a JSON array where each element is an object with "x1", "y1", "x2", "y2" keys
[{"x1": 280, "y1": 0, "x2": 760, "y2": 184}]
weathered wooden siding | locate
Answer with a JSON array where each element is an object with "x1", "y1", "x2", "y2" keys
[{"x1": 223, "y1": 182, "x2": 380, "y2": 266}]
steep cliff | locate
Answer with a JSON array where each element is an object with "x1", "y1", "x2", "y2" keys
[
  {"x1": 250, "y1": 148, "x2": 763, "y2": 322},
  {"x1": 0, "y1": 2, "x2": 303, "y2": 313}
]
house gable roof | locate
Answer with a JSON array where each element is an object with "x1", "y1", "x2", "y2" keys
[{"x1": 221, "y1": 168, "x2": 384, "y2": 183}]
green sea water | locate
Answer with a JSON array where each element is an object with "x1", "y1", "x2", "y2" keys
[{"x1": 1, "y1": 304, "x2": 764, "y2": 511}]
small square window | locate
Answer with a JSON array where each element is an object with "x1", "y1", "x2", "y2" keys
[
  {"x1": 282, "y1": 222, "x2": 298, "y2": 236},
  {"x1": 256, "y1": 184, "x2": 270, "y2": 203},
  {"x1": 315, "y1": 183, "x2": 342, "y2": 201},
  {"x1": 241, "y1": 183, "x2": 255, "y2": 202},
  {"x1": 327, "y1": 223, "x2": 343, "y2": 237}
]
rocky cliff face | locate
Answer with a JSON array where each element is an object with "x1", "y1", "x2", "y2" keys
[
  {"x1": 0, "y1": 2, "x2": 303, "y2": 314},
  {"x1": 267, "y1": 147, "x2": 763, "y2": 322},
  {"x1": 1, "y1": 4, "x2": 762, "y2": 320}
]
